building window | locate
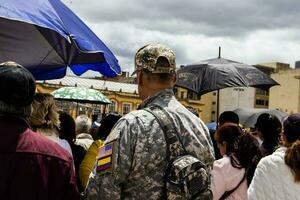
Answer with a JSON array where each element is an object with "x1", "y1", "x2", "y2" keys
[
  {"x1": 78, "y1": 106, "x2": 88, "y2": 115},
  {"x1": 187, "y1": 91, "x2": 200, "y2": 100},
  {"x1": 122, "y1": 103, "x2": 131, "y2": 114},
  {"x1": 212, "y1": 101, "x2": 216, "y2": 105},
  {"x1": 93, "y1": 104, "x2": 102, "y2": 115},
  {"x1": 211, "y1": 111, "x2": 216, "y2": 114},
  {"x1": 255, "y1": 99, "x2": 265, "y2": 105},
  {"x1": 181, "y1": 92, "x2": 185, "y2": 99},
  {"x1": 256, "y1": 89, "x2": 269, "y2": 95},
  {"x1": 55, "y1": 100, "x2": 72, "y2": 113},
  {"x1": 265, "y1": 100, "x2": 269, "y2": 106},
  {"x1": 213, "y1": 92, "x2": 216, "y2": 96},
  {"x1": 108, "y1": 101, "x2": 117, "y2": 112}
]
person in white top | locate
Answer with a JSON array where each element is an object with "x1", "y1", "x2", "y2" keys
[
  {"x1": 248, "y1": 113, "x2": 300, "y2": 200},
  {"x1": 75, "y1": 114, "x2": 93, "y2": 150},
  {"x1": 211, "y1": 123, "x2": 262, "y2": 200}
]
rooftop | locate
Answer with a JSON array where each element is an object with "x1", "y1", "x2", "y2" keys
[{"x1": 37, "y1": 76, "x2": 138, "y2": 94}]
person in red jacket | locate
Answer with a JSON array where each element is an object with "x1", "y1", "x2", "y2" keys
[{"x1": 0, "y1": 61, "x2": 80, "y2": 200}]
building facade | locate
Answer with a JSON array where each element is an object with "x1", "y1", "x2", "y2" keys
[
  {"x1": 36, "y1": 76, "x2": 212, "y2": 122},
  {"x1": 269, "y1": 68, "x2": 300, "y2": 114}
]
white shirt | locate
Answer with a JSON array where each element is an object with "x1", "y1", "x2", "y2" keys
[{"x1": 248, "y1": 147, "x2": 300, "y2": 200}]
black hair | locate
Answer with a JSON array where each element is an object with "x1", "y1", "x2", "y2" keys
[
  {"x1": 219, "y1": 111, "x2": 239, "y2": 125},
  {"x1": 58, "y1": 112, "x2": 76, "y2": 143},
  {"x1": 255, "y1": 113, "x2": 282, "y2": 155},
  {"x1": 96, "y1": 112, "x2": 122, "y2": 140}
]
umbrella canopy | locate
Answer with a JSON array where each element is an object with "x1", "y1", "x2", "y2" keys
[
  {"x1": 51, "y1": 87, "x2": 111, "y2": 104},
  {"x1": 233, "y1": 108, "x2": 288, "y2": 128},
  {"x1": 176, "y1": 57, "x2": 279, "y2": 95},
  {"x1": 0, "y1": 0, "x2": 121, "y2": 80}
]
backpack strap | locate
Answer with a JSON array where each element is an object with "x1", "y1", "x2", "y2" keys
[
  {"x1": 219, "y1": 172, "x2": 246, "y2": 200},
  {"x1": 144, "y1": 106, "x2": 186, "y2": 200},
  {"x1": 144, "y1": 106, "x2": 186, "y2": 160}
]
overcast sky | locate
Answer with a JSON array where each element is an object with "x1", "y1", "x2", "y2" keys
[{"x1": 62, "y1": 0, "x2": 300, "y2": 74}]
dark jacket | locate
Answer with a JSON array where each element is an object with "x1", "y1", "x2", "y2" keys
[
  {"x1": 0, "y1": 116, "x2": 80, "y2": 200},
  {"x1": 70, "y1": 142, "x2": 86, "y2": 192}
]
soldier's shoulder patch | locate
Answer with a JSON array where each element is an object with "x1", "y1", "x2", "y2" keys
[{"x1": 96, "y1": 141, "x2": 116, "y2": 175}]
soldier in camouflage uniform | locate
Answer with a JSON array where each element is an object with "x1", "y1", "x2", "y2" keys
[{"x1": 85, "y1": 43, "x2": 215, "y2": 200}]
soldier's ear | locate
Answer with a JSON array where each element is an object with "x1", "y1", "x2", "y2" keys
[
  {"x1": 172, "y1": 73, "x2": 176, "y2": 84},
  {"x1": 137, "y1": 70, "x2": 143, "y2": 86}
]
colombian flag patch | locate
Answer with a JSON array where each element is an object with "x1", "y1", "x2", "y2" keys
[{"x1": 96, "y1": 142, "x2": 114, "y2": 174}]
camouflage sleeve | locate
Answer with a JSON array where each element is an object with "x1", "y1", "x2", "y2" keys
[{"x1": 85, "y1": 117, "x2": 137, "y2": 200}]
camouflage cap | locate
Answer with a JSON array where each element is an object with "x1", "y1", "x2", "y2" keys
[{"x1": 134, "y1": 43, "x2": 176, "y2": 74}]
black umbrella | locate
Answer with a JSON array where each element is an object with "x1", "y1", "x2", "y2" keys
[
  {"x1": 176, "y1": 48, "x2": 279, "y2": 120},
  {"x1": 176, "y1": 58, "x2": 278, "y2": 95}
]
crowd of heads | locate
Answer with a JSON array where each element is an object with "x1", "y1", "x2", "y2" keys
[{"x1": 211, "y1": 109, "x2": 300, "y2": 185}]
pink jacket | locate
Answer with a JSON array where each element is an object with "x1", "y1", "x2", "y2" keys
[{"x1": 211, "y1": 156, "x2": 247, "y2": 200}]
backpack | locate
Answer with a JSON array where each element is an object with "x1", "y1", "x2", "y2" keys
[{"x1": 144, "y1": 106, "x2": 212, "y2": 200}]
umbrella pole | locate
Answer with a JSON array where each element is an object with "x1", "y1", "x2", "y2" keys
[
  {"x1": 216, "y1": 89, "x2": 220, "y2": 124},
  {"x1": 102, "y1": 104, "x2": 107, "y2": 119},
  {"x1": 76, "y1": 102, "x2": 79, "y2": 117}
]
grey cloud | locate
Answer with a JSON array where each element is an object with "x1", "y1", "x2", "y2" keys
[
  {"x1": 64, "y1": 0, "x2": 300, "y2": 37},
  {"x1": 62, "y1": 0, "x2": 300, "y2": 74}
]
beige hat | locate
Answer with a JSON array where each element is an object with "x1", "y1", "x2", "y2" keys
[{"x1": 133, "y1": 43, "x2": 176, "y2": 74}]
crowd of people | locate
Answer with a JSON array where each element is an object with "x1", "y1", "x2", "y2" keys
[{"x1": 0, "y1": 44, "x2": 299, "y2": 200}]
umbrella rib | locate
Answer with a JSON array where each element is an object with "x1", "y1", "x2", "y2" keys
[
  {"x1": 38, "y1": 39, "x2": 64, "y2": 66},
  {"x1": 31, "y1": 28, "x2": 69, "y2": 72}
]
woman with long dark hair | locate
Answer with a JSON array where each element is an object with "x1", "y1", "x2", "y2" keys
[
  {"x1": 211, "y1": 123, "x2": 262, "y2": 200},
  {"x1": 248, "y1": 113, "x2": 300, "y2": 200}
]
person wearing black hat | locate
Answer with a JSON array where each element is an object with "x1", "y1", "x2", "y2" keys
[{"x1": 0, "y1": 61, "x2": 80, "y2": 200}]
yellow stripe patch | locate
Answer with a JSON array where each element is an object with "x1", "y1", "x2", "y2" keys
[{"x1": 98, "y1": 156, "x2": 111, "y2": 166}]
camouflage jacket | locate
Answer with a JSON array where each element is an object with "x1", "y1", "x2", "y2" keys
[{"x1": 85, "y1": 89, "x2": 215, "y2": 200}]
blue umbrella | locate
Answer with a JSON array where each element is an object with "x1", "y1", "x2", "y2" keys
[{"x1": 0, "y1": 0, "x2": 121, "y2": 80}]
